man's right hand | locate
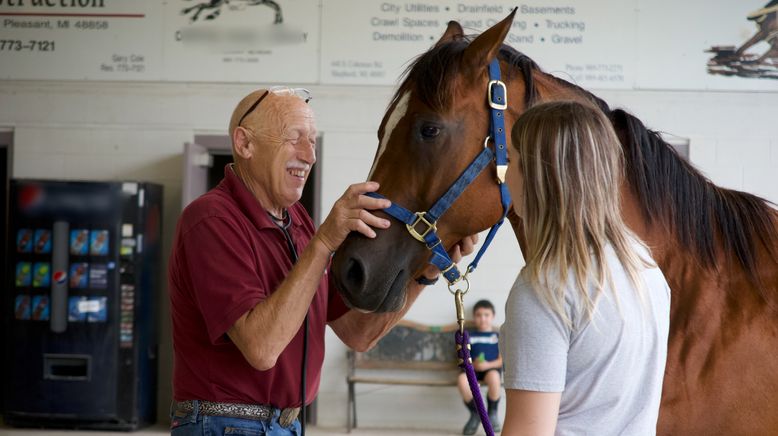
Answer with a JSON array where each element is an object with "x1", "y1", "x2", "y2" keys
[{"x1": 314, "y1": 181, "x2": 391, "y2": 253}]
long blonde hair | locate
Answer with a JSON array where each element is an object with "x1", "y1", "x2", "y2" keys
[{"x1": 512, "y1": 101, "x2": 651, "y2": 326}]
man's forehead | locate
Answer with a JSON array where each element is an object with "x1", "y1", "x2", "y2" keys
[
  {"x1": 277, "y1": 99, "x2": 315, "y2": 123},
  {"x1": 248, "y1": 94, "x2": 315, "y2": 129}
]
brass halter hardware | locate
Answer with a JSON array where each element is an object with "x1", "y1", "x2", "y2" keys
[{"x1": 405, "y1": 211, "x2": 437, "y2": 243}]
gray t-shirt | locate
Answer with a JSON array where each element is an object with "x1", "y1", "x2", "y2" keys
[{"x1": 500, "y1": 241, "x2": 670, "y2": 436}]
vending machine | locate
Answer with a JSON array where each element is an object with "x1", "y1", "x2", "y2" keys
[{"x1": 3, "y1": 179, "x2": 162, "y2": 429}]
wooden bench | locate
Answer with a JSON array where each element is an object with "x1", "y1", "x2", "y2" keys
[{"x1": 346, "y1": 320, "x2": 479, "y2": 432}]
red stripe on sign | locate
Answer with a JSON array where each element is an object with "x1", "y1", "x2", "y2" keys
[{"x1": 0, "y1": 12, "x2": 145, "y2": 18}]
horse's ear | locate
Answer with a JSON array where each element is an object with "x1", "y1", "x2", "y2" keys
[
  {"x1": 462, "y1": 9, "x2": 516, "y2": 71},
  {"x1": 435, "y1": 21, "x2": 464, "y2": 47}
]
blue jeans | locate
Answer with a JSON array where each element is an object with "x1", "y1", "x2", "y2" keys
[{"x1": 170, "y1": 400, "x2": 301, "y2": 436}]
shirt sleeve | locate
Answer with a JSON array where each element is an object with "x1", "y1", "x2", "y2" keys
[
  {"x1": 179, "y1": 215, "x2": 266, "y2": 345},
  {"x1": 500, "y1": 274, "x2": 570, "y2": 392}
]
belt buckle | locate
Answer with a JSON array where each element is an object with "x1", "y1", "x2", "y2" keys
[{"x1": 279, "y1": 407, "x2": 300, "y2": 428}]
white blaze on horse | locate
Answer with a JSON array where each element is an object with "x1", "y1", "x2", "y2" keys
[{"x1": 331, "y1": 11, "x2": 778, "y2": 435}]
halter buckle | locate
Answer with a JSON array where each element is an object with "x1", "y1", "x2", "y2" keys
[
  {"x1": 406, "y1": 212, "x2": 437, "y2": 243},
  {"x1": 487, "y1": 80, "x2": 508, "y2": 110}
]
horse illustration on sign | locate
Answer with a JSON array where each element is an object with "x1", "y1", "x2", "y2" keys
[
  {"x1": 707, "y1": 0, "x2": 778, "y2": 79},
  {"x1": 181, "y1": 0, "x2": 283, "y2": 24}
]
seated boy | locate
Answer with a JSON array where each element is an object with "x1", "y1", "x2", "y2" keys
[{"x1": 457, "y1": 299, "x2": 502, "y2": 435}]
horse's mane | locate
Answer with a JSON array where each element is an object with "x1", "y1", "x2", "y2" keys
[
  {"x1": 396, "y1": 37, "x2": 778, "y2": 287},
  {"x1": 613, "y1": 110, "x2": 778, "y2": 283}
]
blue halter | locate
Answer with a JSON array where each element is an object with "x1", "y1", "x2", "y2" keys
[{"x1": 367, "y1": 59, "x2": 512, "y2": 288}]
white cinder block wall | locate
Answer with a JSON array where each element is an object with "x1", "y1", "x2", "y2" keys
[{"x1": 1, "y1": 79, "x2": 777, "y2": 431}]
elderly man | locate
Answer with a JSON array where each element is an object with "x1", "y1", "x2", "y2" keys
[{"x1": 168, "y1": 87, "x2": 475, "y2": 435}]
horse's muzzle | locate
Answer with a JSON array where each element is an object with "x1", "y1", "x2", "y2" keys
[{"x1": 331, "y1": 227, "x2": 424, "y2": 313}]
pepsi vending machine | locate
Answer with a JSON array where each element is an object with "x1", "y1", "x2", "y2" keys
[{"x1": 3, "y1": 179, "x2": 162, "y2": 429}]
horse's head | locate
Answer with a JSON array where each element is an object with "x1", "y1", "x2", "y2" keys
[{"x1": 331, "y1": 12, "x2": 527, "y2": 312}]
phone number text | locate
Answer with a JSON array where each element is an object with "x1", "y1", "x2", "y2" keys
[{"x1": 0, "y1": 40, "x2": 55, "y2": 52}]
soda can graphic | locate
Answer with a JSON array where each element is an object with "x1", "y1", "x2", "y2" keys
[
  {"x1": 69, "y1": 229, "x2": 89, "y2": 256},
  {"x1": 31, "y1": 295, "x2": 50, "y2": 321},
  {"x1": 68, "y1": 296, "x2": 87, "y2": 322},
  {"x1": 33, "y1": 229, "x2": 52, "y2": 254},
  {"x1": 86, "y1": 297, "x2": 108, "y2": 322},
  {"x1": 90, "y1": 230, "x2": 109, "y2": 256},
  {"x1": 89, "y1": 263, "x2": 108, "y2": 289},
  {"x1": 14, "y1": 295, "x2": 31, "y2": 320},
  {"x1": 32, "y1": 263, "x2": 51, "y2": 288},
  {"x1": 69, "y1": 263, "x2": 89, "y2": 289},
  {"x1": 16, "y1": 229, "x2": 33, "y2": 253},
  {"x1": 15, "y1": 262, "x2": 32, "y2": 287}
]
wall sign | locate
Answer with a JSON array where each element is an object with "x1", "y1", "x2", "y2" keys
[
  {"x1": 1, "y1": 0, "x2": 775, "y2": 91},
  {"x1": 162, "y1": 0, "x2": 320, "y2": 83},
  {"x1": 320, "y1": 0, "x2": 637, "y2": 89},
  {"x1": 0, "y1": 0, "x2": 163, "y2": 80}
]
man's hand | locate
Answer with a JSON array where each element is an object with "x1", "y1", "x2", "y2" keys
[
  {"x1": 419, "y1": 234, "x2": 479, "y2": 281},
  {"x1": 314, "y1": 181, "x2": 391, "y2": 253}
]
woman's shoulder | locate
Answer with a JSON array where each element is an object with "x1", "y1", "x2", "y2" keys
[
  {"x1": 608, "y1": 235, "x2": 671, "y2": 301},
  {"x1": 512, "y1": 265, "x2": 578, "y2": 299},
  {"x1": 508, "y1": 268, "x2": 581, "y2": 315}
]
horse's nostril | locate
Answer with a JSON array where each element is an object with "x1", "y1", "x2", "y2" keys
[{"x1": 345, "y1": 257, "x2": 365, "y2": 291}]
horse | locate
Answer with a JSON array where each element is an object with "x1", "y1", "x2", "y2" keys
[
  {"x1": 331, "y1": 10, "x2": 778, "y2": 435},
  {"x1": 181, "y1": 0, "x2": 282, "y2": 24}
]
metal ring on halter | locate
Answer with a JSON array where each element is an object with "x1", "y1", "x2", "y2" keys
[
  {"x1": 448, "y1": 274, "x2": 470, "y2": 295},
  {"x1": 483, "y1": 136, "x2": 491, "y2": 149}
]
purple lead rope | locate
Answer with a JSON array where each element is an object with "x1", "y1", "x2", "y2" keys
[{"x1": 456, "y1": 329, "x2": 494, "y2": 436}]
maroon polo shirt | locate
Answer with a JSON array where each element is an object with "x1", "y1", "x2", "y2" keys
[{"x1": 168, "y1": 165, "x2": 350, "y2": 408}]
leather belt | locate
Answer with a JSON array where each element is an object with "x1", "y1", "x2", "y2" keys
[{"x1": 175, "y1": 400, "x2": 301, "y2": 427}]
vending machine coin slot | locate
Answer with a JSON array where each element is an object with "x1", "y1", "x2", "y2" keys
[{"x1": 43, "y1": 354, "x2": 91, "y2": 381}]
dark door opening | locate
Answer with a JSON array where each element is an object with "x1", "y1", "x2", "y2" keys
[
  {"x1": 1, "y1": 131, "x2": 12, "y2": 415},
  {"x1": 1, "y1": 145, "x2": 7, "y2": 261}
]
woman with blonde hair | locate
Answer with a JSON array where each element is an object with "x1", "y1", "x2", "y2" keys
[{"x1": 500, "y1": 101, "x2": 671, "y2": 435}]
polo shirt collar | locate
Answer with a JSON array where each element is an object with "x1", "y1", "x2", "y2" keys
[{"x1": 221, "y1": 164, "x2": 304, "y2": 230}]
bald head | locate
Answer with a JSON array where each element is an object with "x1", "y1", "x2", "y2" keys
[{"x1": 229, "y1": 89, "x2": 316, "y2": 162}]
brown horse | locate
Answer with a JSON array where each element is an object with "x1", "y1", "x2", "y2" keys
[{"x1": 331, "y1": 10, "x2": 778, "y2": 435}]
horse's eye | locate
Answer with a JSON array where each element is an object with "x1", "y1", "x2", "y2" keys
[{"x1": 421, "y1": 125, "x2": 441, "y2": 139}]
